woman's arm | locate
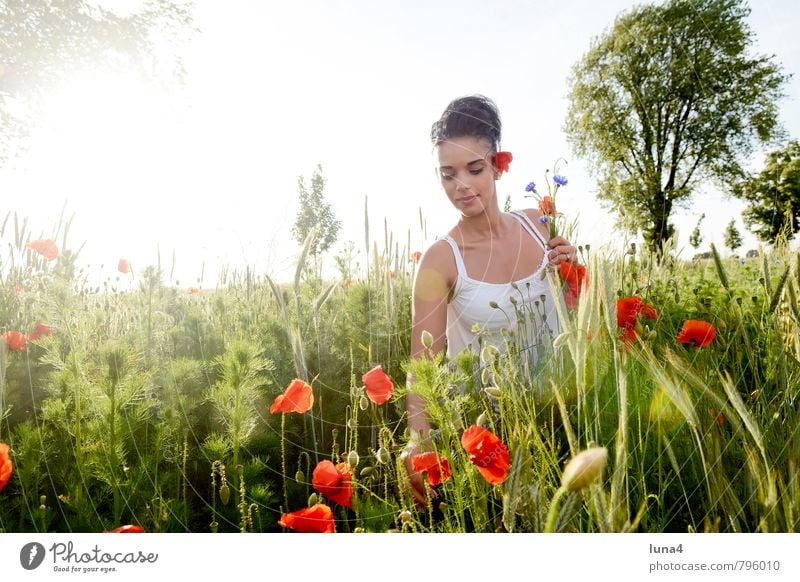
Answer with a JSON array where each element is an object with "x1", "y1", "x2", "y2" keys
[{"x1": 404, "y1": 240, "x2": 453, "y2": 504}]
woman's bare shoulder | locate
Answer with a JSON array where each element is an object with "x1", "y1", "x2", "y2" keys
[
  {"x1": 517, "y1": 208, "x2": 550, "y2": 241},
  {"x1": 416, "y1": 239, "x2": 457, "y2": 289}
]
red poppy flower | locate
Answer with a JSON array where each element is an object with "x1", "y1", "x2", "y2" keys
[
  {"x1": 28, "y1": 322, "x2": 53, "y2": 342},
  {"x1": 460, "y1": 425, "x2": 511, "y2": 485},
  {"x1": 118, "y1": 259, "x2": 131, "y2": 274},
  {"x1": 538, "y1": 195, "x2": 555, "y2": 216},
  {"x1": 270, "y1": 378, "x2": 314, "y2": 414},
  {"x1": 410, "y1": 451, "x2": 452, "y2": 486},
  {"x1": 0, "y1": 443, "x2": 12, "y2": 493},
  {"x1": 677, "y1": 320, "x2": 716, "y2": 348},
  {"x1": 559, "y1": 261, "x2": 586, "y2": 288},
  {"x1": 3, "y1": 331, "x2": 27, "y2": 352},
  {"x1": 492, "y1": 151, "x2": 513, "y2": 175},
  {"x1": 279, "y1": 503, "x2": 335, "y2": 533},
  {"x1": 104, "y1": 525, "x2": 144, "y2": 533},
  {"x1": 564, "y1": 287, "x2": 579, "y2": 310},
  {"x1": 411, "y1": 251, "x2": 422, "y2": 264},
  {"x1": 312, "y1": 460, "x2": 353, "y2": 508},
  {"x1": 362, "y1": 365, "x2": 394, "y2": 405},
  {"x1": 616, "y1": 296, "x2": 657, "y2": 343},
  {"x1": 187, "y1": 287, "x2": 201, "y2": 295},
  {"x1": 25, "y1": 239, "x2": 59, "y2": 261}
]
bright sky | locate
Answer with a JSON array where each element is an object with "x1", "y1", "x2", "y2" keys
[{"x1": 3, "y1": 0, "x2": 799, "y2": 286}]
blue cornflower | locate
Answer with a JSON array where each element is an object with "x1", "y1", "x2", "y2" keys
[
  {"x1": 525, "y1": 181, "x2": 537, "y2": 192},
  {"x1": 553, "y1": 175, "x2": 568, "y2": 187},
  {"x1": 538, "y1": 216, "x2": 548, "y2": 225}
]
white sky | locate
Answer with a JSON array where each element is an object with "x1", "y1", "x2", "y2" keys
[{"x1": 3, "y1": 0, "x2": 799, "y2": 286}]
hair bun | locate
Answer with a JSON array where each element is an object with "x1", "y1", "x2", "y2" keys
[{"x1": 431, "y1": 95, "x2": 502, "y2": 151}]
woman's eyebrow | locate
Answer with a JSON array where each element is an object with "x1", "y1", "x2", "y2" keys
[{"x1": 439, "y1": 159, "x2": 486, "y2": 170}]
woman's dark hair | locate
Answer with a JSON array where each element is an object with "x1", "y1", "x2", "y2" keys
[{"x1": 430, "y1": 95, "x2": 502, "y2": 152}]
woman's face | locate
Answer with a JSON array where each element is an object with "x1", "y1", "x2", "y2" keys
[{"x1": 435, "y1": 136, "x2": 497, "y2": 217}]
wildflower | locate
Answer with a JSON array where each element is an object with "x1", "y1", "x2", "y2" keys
[
  {"x1": 410, "y1": 451, "x2": 451, "y2": 486},
  {"x1": 312, "y1": 460, "x2": 353, "y2": 508},
  {"x1": 492, "y1": 151, "x2": 513, "y2": 174},
  {"x1": 270, "y1": 378, "x2": 314, "y2": 414},
  {"x1": 187, "y1": 287, "x2": 201, "y2": 295},
  {"x1": 538, "y1": 195, "x2": 555, "y2": 216},
  {"x1": 561, "y1": 447, "x2": 607, "y2": 492},
  {"x1": 25, "y1": 239, "x2": 59, "y2": 261},
  {"x1": 3, "y1": 330, "x2": 27, "y2": 352},
  {"x1": 558, "y1": 261, "x2": 587, "y2": 310},
  {"x1": 0, "y1": 443, "x2": 12, "y2": 493},
  {"x1": 460, "y1": 425, "x2": 511, "y2": 485},
  {"x1": 279, "y1": 503, "x2": 335, "y2": 533},
  {"x1": 538, "y1": 216, "x2": 547, "y2": 225},
  {"x1": 525, "y1": 181, "x2": 537, "y2": 193},
  {"x1": 553, "y1": 175, "x2": 568, "y2": 187},
  {"x1": 362, "y1": 365, "x2": 394, "y2": 405},
  {"x1": 118, "y1": 259, "x2": 131, "y2": 274},
  {"x1": 411, "y1": 251, "x2": 422, "y2": 264},
  {"x1": 677, "y1": 320, "x2": 716, "y2": 348},
  {"x1": 104, "y1": 525, "x2": 144, "y2": 533},
  {"x1": 616, "y1": 296, "x2": 658, "y2": 343},
  {"x1": 28, "y1": 322, "x2": 53, "y2": 342}
]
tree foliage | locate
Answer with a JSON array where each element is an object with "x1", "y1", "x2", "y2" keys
[
  {"x1": 292, "y1": 164, "x2": 342, "y2": 257},
  {"x1": 689, "y1": 213, "x2": 705, "y2": 249},
  {"x1": 0, "y1": 0, "x2": 192, "y2": 163},
  {"x1": 723, "y1": 219, "x2": 743, "y2": 253},
  {"x1": 565, "y1": 0, "x2": 787, "y2": 252},
  {"x1": 735, "y1": 141, "x2": 800, "y2": 243}
]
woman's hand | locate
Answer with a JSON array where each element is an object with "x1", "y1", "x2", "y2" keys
[{"x1": 547, "y1": 235, "x2": 578, "y2": 264}]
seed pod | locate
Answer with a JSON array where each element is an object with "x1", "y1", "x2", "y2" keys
[
  {"x1": 347, "y1": 450, "x2": 360, "y2": 469},
  {"x1": 376, "y1": 447, "x2": 391, "y2": 465},
  {"x1": 219, "y1": 484, "x2": 231, "y2": 505},
  {"x1": 484, "y1": 386, "x2": 501, "y2": 398},
  {"x1": 359, "y1": 394, "x2": 369, "y2": 410}
]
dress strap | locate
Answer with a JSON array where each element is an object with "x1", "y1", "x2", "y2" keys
[
  {"x1": 509, "y1": 210, "x2": 549, "y2": 250},
  {"x1": 441, "y1": 235, "x2": 468, "y2": 279}
]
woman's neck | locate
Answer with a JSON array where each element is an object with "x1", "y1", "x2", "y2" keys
[{"x1": 456, "y1": 203, "x2": 510, "y2": 241}]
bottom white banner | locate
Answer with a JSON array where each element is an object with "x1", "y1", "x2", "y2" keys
[{"x1": 0, "y1": 533, "x2": 796, "y2": 581}]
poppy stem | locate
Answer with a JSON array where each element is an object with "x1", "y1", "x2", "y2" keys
[
  {"x1": 544, "y1": 486, "x2": 568, "y2": 533},
  {"x1": 281, "y1": 413, "x2": 288, "y2": 512}
]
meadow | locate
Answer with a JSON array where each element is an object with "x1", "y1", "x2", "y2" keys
[{"x1": 1, "y1": 211, "x2": 799, "y2": 533}]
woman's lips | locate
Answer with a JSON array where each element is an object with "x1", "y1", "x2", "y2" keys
[{"x1": 459, "y1": 195, "x2": 477, "y2": 204}]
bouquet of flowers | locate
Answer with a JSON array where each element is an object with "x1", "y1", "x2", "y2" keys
[{"x1": 524, "y1": 161, "x2": 586, "y2": 309}]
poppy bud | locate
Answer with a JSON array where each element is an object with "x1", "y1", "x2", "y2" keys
[
  {"x1": 346, "y1": 450, "x2": 360, "y2": 469},
  {"x1": 481, "y1": 367, "x2": 491, "y2": 386},
  {"x1": 219, "y1": 484, "x2": 230, "y2": 505},
  {"x1": 295, "y1": 470, "x2": 305, "y2": 483},
  {"x1": 360, "y1": 466, "x2": 375, "y2": 478},
  {"x1": 561, "y1": 447, "x2": 608, "y2": 492},
  {"x1": 210, "y1": 521, "x2": 218, "y2": 533},
  {"x1": 359, "y1": 394, "x2": 369, "y2": 410},
  {"x1": 40, "y1": 495, "x2": 47, "y2": 506},
  {"x1": 489, "y1": 300, "x2": 499, "y2": 309},
  {"x1": 308, "y1": 493, "x2": 319, "y2": 507},
  {"x1": 476, "y1": 412, "x2": 488, "y2": 427},
  {"x1": 509, "y1": 295, "x2": 518, "y2": 305},
  {"x1": 354, "y1": 527, "x2": 366, "y2": 533},
  {"x1": 399, "y1": 510, "x2": 413, "y2": 524},
  {"x1": 376, "y1": 447, "x2": 391, "y2": 465},
  {"x1": 438, "y1": 502, "x2": 449, "y2": 510},
  {"x1": 421, "y1": 330, "x2": 434, "y2": 350},
  {"x1": 484, "y1": 386, "x2": 501, "y2": 398},
  {"x1": 480, "y1": 344, "x2": 500, "y2": 364}
]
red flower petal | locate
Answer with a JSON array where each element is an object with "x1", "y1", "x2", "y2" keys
[
  {"x1": 410, "y1": 451, "x2": 451, "y2": 486},
  {"x1": 677, "y1": 320, "x2": 716, "y2": 348},
  {"x1": 616, "y1": 296, "x2": 658, "y2": 329},
  {"x1": 118, "y1": 259, "x2": 131, "y2": 274},
  {"x1": 28, "y1": 322, "x2": 53, "y2": 342},
  {"x1": 411, "y1": 251, "x2": 422, "y2": 264},
  {"x1": 460, "y1": 425, "x2": 510, "y2": 485},
  {"x1": 538, "y1": 195, "x2": 555, "y2": 216},
  {"x1": 105, "y1": 525, "x2": 144, "y2": 533},
  {"x1": 312, "y1": 460, "x2": 353, "y2": 508},
  {"x1": 492, "y1": 151, "x2": 513, "y2": 175},
  {"x1": 362, "y1": 365, "x2": 394, "y2": 405},
  {"x1": 279, "y1": 504, "x2": 335, "y2": 533},
  {"x1": 3, "y1": 331, "x2": 27, "y2": 352},
  {"x1": 270, "y1": 379, "x2": 314, "y2": 414},
  {"x1": 0, "y1": 443, "x2": 13, "y2": 493},
  {"x1": 25, "y1": 239, "x2": 59, "y2": 261}
]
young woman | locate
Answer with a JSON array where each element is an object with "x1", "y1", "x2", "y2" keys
[{"x1": 404, "y1": 95, "x2": 577, "y2": 504}]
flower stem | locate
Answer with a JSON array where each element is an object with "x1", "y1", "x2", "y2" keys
[{"x1": 544, "y1": 486, "x2": 568, "y2": 533}]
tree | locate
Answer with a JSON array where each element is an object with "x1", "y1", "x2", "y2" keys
[
  {"x1": 565, "y1": 0, "x2": 787, "y2": 253},
  {"x1": 734, "y1": 141, "x2": 800, "y2": 243},
  {"x1": 689, "y1": 213, "x2": 706, "y2": 249},
  {"x1": 724, "y1": 219, "x2": 743, "y2": 254},
  {"x1": 0, "y1": 0, "x2": 192, "y2": 163},
  {"x1": 292, "y1": 164, "x2": 342, "y2": 257}
]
